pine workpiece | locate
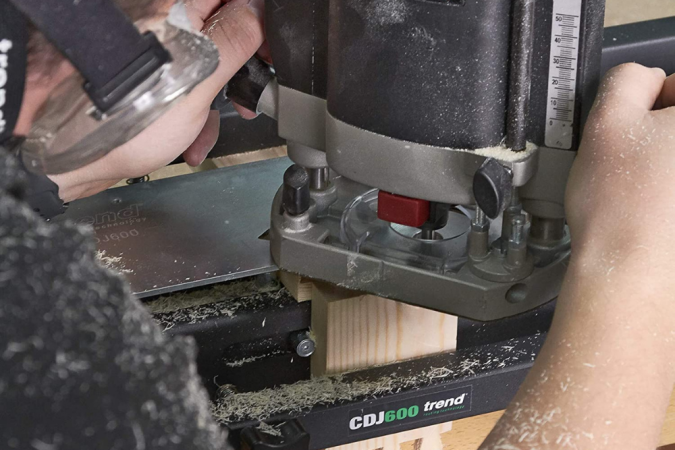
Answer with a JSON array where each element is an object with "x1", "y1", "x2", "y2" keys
[
  {"x1": 309, "y1": 282, "x2": 458, "y2": 378},
  {"x1": 604, "y1": 0, "x2": 675, "y2": 27},
  {"x1": 295, "y1": 276, "x2": 458, "y2": 450},
  {"x1": 279, "y1": 271, "x2": 313, "y2": 303}
]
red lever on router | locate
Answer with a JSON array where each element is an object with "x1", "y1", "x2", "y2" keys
[{"x1": 377, "y1": 191, "x2": 430, "y2": 228}]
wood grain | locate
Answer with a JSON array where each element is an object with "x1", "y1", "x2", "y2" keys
[
  {"x1": 310, "y1": 283, "x2": 458, "y2": 450},
  {"x1": 318, "y1": 295, "x2": 458, "y2": 376},
  {"x1": 279, "y1": 271, "x2": 313, "y2": 303},
  {"x1": 328, "y1": 423, "x2": 454, "y2": 450},
  {"x1": 212, "y1": 146, "x2": 287, "y2": 168},
  {"x1": 440, "y1": 411, "x2": 503, "y2": 450}
]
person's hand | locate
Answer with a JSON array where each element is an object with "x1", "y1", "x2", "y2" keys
[
  {"x1": 479, "y1": 63, "x2": 675, "y2": 450},
  {"x1": 50, "y1": 0, "x2": 266, "y2": 202},
  {"x1": 565, "y1": 63, "x2": 675, "y2": 286}
]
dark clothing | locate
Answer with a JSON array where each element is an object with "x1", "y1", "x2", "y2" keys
[{"x1": 0, "y1": 148, "x2": 225, "y2": 449}]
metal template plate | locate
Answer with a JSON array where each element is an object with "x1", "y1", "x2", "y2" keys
[{"x1": 56, "y1": 158, "x2": 291, "y2": 298}]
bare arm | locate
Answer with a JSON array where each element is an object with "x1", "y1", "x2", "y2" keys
[{"x1": 479, "y1": 63, "x2": 675, "y2": 450}]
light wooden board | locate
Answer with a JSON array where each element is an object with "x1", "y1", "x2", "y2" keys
[
  {"x1": 278, "y1": 272, "x2": 313, "y2": 303},
  {"x1": 309, "y1": 283, "x2": 458, "y2": 450},
  {"x1": 111, "y1": 147, "x2": 288, "y2": 187},
  {"x1": 111, "y1": 163, "x2": 195, "y2": 188},
  {"x1": 329, "y1": 422, "x2": 454, "y2": 450},
  {"x1": 439, "y1": 411, "x2": 503, "y2": 450},
  {"x1": 660, "y1": 389, "x2": 675, "y2": 447},
  {"x1": 605, "y1": 0, "x2": 675, "y2": 27},
  {"x1": 212, "y1": 146, "x2": 287, "y2": 168},
  {"x1": 316, "y1": 293, "x2": 459, "y2": 376}
]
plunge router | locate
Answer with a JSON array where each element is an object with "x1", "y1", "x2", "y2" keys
[{"x1": 236, "y1": 0, "x2": 608, "y2": 320}]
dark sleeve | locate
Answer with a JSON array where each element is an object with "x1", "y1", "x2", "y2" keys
[{"x1": 0, "y1": 150, "x2": 227, "y2": 450}]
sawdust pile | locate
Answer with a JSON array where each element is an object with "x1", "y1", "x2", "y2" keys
[
  {"x1": 225, "y1": 350, "x2": 286, "y2": 368},
  {"x1": 147, "y1": 277, "x2": 280, "y2": 314},
  {"x1": 212, "y1": 364, "x2": 463, "y2": 424},
  {"x1": 256, "y1": 422, "x2": 283, "y2": 437},
  {"x1": 212, "y1": 335, "x2": 542, "y2": 424},
  {"x1": 145, "y1": 277, "x2": 291, "y2": 331},
  {"x1": 95, "y1": 250, "x2": 133, "y2": 274},
  {"x1": 213, "y1": 375, "x2": 404, "y2": 424}
]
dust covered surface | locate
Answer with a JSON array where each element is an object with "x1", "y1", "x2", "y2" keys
[
  {"x1": 96, "y1": 250, "x2": 134, "y2": 274},
  {"x1": 224, "y1": 350, "x2": 286, "y2": 368},
  {"x1": 146, "y1": 278, "x2": 297, "y2": 332},
  {"x1": 255, "y1": 422, "x2": 283, "y2": 437},
  {"x1": 0, "y1": 149, "x2": 226, "y2": 449},
  {"x1": 213, "y1": 334, "x2": 544, "y2": 424},
  {"x1": 330, "y1": 0, "x2": 512, "y2": 148}
]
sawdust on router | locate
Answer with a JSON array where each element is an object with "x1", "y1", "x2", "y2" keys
[{"x1": 471, "y1": 141, "x2": 538, "y2": 163}]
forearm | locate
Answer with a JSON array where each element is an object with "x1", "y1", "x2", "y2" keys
[{"x1": 479, "y1": 251, "x2": 675, "y2": 449}]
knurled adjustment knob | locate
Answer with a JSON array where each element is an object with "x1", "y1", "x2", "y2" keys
[
  {"x1": 282, "y1": 165, "x2": 310, "y2": 216},
  {"x1": 473, "y1": 158, "x2": 513, "y2": 220}
]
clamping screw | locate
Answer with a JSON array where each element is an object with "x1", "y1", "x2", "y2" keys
[
  {"x1": 506, "y1": 214, "x2": 528, "y2": 268},
  {"x1": 468, "y1": 206, "x2": 491, "y2": 259},
  {"x1": 510, "y1": 214, "x2": 526, "y2": 245},
  {"x1": 289, "y1": 330, "x2": 315, "y2": 358},
  {"x1": 473, "y1": 207, "x2": 489, "y2": 232}
]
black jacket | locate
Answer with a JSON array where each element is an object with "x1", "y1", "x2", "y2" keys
[{"x1": 0, "y1": 149, "x2": 226, "y2": 449}]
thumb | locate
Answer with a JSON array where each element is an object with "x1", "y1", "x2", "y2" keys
[
  {"x1": 200, "y1": 0, "x2": 265, "y2": 97},
  {"x1": 589, "y1": 63, "x2": 666, "y2": 124}
]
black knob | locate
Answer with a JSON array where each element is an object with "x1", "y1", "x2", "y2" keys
[
  {"x1": 226, "y1": 56, "x2": 275, "y2": 113},
  {"x1": 473, "y1": 159, "x2": 513, "y2": 220},
  {"x1": 283, "y1": 165, "x2": 310, "y2": 216}
]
